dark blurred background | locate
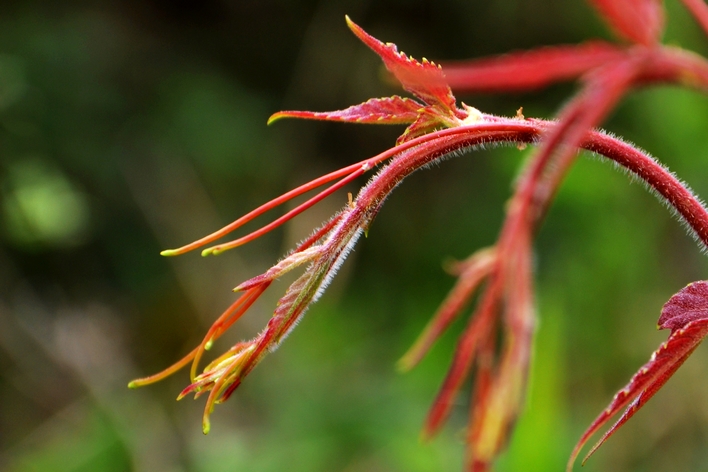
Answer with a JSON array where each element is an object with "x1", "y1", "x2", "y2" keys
[{"x1": 2, "y1": 1, "x2": 708, "y2": 471}]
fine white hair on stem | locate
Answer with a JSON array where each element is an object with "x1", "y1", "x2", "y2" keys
[
  {"x1": 264, "y1": 120, "x2": 708, "y2": 369},
  {"x1": 586, "y1": 130, "x2": 708, "y2": 254},
  {"x1": 313, "y1": 228, "x2": 364, "y2": 304}
]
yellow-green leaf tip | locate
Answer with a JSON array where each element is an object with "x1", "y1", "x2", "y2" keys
[
  {"x1": 395, "y1": 356, "x2": 414, "y2": 373},
  {"x1": 418, "y1": 429, "x2": 432, "y2": 444},
  {"x1": 160, "y1": 249, "x2": 179, "y2": 257},
  {"x1": 201, "y1": 247, "x2": 218, "y2": 257},
  {"x1": 205, "y1": 339, "x2": 214, "y2": 351},
  {"x1": 345, "y1": 15, "x2": 363, "y2": 38},
  {"x1": 202, "y1": 419, "x2": 211, "y2": 435},
  {"x1": 267, "y1": 112, "x2": 285, "y2": 125},
  {"x1": 128, "y1": 381, "x2": 139, "y2": 389}
]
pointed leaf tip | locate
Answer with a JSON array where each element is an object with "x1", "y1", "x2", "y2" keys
[
  {"x1": 273, "y1": 17, "x2": 464, "y2": 144},
  {"x1": 344, "y1": 15, "x2": 457, "y2": 114},
  {"x1": 344, "y1": 15, "x2": 358, "y2": 35},
  {"x1": 267, "y1": 97, "x2": 422, "y2": 126},
  {"x1": 267, "y1": 112, "x2": 284, "y2": 125}
]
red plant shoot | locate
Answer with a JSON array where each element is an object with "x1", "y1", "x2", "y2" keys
[{"x1": 131, "y1": 3, "x2": 708, "y2": 471}]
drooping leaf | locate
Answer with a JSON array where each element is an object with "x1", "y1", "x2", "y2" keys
[
  {"x1": 526, "y1": 57, "x2": 640, "y2": 219},
  {"x1": 268, "y1": 96, "x2": 423, "y2": 126},
  {"x1": 589, "y1": 0, "x2": 664, "y2": 45},
  {"x1": 466, "y1": 337, "x2": 494, "y2": 472},
  {"x1": 568, "y1": 281, "x2": 708, "y2": 471},
  {"x1": 423, "y1": 277, "x2": 502, "y2": 438},
  {"x1": 345, "y1": 16, "x2": 460, "y2": 116},
  {"x1": 470, "y1": 331, "x2": 533, "y2": 471},
  {"x1": 467, "y1": 232, "x2": 534, "y2": 471}
]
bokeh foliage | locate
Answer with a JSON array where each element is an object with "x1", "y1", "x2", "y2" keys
[{"x1": 1, "y1": 1, "x2": 708, "y2": 471}]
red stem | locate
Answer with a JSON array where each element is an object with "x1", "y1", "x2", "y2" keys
[
  {"x1": 201, "y1": 167, "x2": 368, "y2": 256},
  {"x1": 160, "y1": 160, "x2": 374, "y2": 256},
  {"x1": 344, "y1": 120, "x2": 708, "y2": 251}
]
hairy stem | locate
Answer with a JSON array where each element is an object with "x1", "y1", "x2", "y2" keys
[{"x1": 349, "y1": 119, "x2": 708, "y2": 252}]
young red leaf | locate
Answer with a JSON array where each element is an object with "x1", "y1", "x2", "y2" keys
[
  {"x1": 345, "y1": 16, "x2": 460, "y2": 117},
  {"x1": 268, "y1": 96, "x2": 423, "y2": 126},
  {"x1": 442, "y1": 42, "x2": 624, "y2": 93},
  {"x1": 589, "y1": 0, "x2": 664, "y2": 45},
  {"x1": 466, "y1": 337, "x2": 494, "y2": 472},
  {"x1": 568, "y1": 281, "x2": 708, "y2": 471},
  {"x1": 269, "y1": 19, "x2": 478, "y2": 146},
  {"x1": 467, "y1": 232, "x2": 534, "y2": 471}
]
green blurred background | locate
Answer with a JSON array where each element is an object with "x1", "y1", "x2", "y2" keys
[{"x1": 2, "y1": 1, "x2": 708, "y2": 471}]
